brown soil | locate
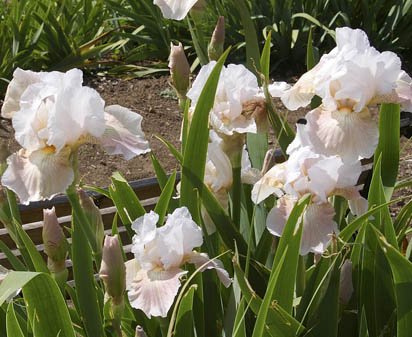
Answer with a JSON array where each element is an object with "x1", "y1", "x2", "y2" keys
[{"x1": 1, "y1": 75, "x2": 411, "y2": 212}]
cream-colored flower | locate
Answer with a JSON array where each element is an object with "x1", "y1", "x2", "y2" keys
[
  {"x1": 153, "y1": 0, "x2": 198, "y2": 20},
  {"x1": 187, "y1": 62, "x2": 261, "y2": 135},
  {"x1": 125, "y1": 207, "x2": 231, "y2": 318},
  {"x1": 281, "y1": 28, "x2": 411, "y2": 160},
  {"x1": 1, "y1": 68, "x2": 149, "y2": 204}
]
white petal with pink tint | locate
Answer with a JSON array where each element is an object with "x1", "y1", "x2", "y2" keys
[
  {"x1": 48, "y1": 86, "x2": 106, "y2": 151},
  {"x1": 267, "y1": 199, "x2": 338, "y2": 255},
  {"x1": 100, "y1": 105, "x2": 150, "y2": 160},
  {"x1": 1, "y1": 147, "x2": 74, "y2": 205},
  {"x1": 303, "y1": 107, "x2": 379, "y2": 161},
  {"x1": 126, "y1": 262, "x2": 187, "y2": 318},
  {"x1": 187, "y1": 62, "x2": 260, "y2": 135},
  {"x1": 153, "y1": 0, "x2": 198, "y2": 20},
  {"x1": 1, "y1": 68, "x2": 41, "y2": 118},
  {"x1": 266, "y1": 195, "x2": 297, "y2": 237},
  {"x1": 158, "y1": 207, "x2": 203, "y2": 269},
  {"x1": 395, "y1": 71, "x2": 412, "y2": 112},
  {"x1": 251, "y1": 163, "x2": 286, "y2": 204},
  {"x1": 300, "y1": 202, "x2": 338, "y2": 255},
  {"x1": 187, "y1": 252, "x2": 232, "y2": 287}
]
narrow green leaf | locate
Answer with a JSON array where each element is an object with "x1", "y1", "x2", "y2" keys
[
  {"x1": 150, "y1": 152, "x2": 169, "y2": 188},
  {"x1": 303, "y1": 257, "x2": 340, "y2": 337},
  {"x1": 359, "y1": 308, "x2": 370, "y2": 337},
  {"x1": 153, "y1": 171, "x2": 177, "y2": 224},
  {"x1": 0, "y1": 241, "x2": 25, "y2": 271},
  {"x1": 260, "y1": 31, "x2": 272, "y2": 82},
  {"x1": 14, "y1": 222, "x2": 48, "y2": 273},
  {"x1": 306, "y1": 27, "x2": 316, "y2": 71},
  {"x1": 339, "y1": 197, "x2": 400, "y2": 243},
  {"x1": 6, "y1": 302, "x2": 24, "y2": 337},
  {"x1": 252, "y1": 248, "x2": 289, "y2": 337},
  {"x1": 376, "y1": 228, "x2": 412, "y2": 337},
  {"x1": 235, "y1": 0, "x2": 261, "y2": 74},
  {"x1": 232, "y1": 298, "x2": 248, "y2": 337},
  {"x1": 71, "y1": 211, "x2": 104, "y2": 337},
  {"x1": 368, "y1": 156, "x2": 397, "y2": 247},
  {"x1": 0, "y1": 272, "x2": 75, "y2": 337},
  {"x1": 357, "y1": 223, "x2": 396, "y2": 337},
  {"x1": 174, "y1": 284, "x2": 197, "y2": 337},
  {"x1": 270, "y1": 195, "x2": 310, "y2": 314},
  {"x1": 246, "y1": 133, "x2": 268, "y2": 171},
  {"x1": 375, "y1": 103, "x2": 400, "y2": 198},
  {"x1": 109, "y1": 171, "x2": 146, "y2": 225},
  {"x1": 233, "y1": 252, "x2": 305, "y2": 336},
  {"x1": 180, "y1": 48, "x2": 230, "y2": 215}
]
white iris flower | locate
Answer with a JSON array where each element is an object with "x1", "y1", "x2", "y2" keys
[
  {"x1": 125, "y1": 207, "x2": 231, "y2": 318},
  {"x1": 281, "y1": 27, "x2": 412, "y2": 160},
  {"x1": 1, "y1": 68, "x2": 150, "y2": 204}
]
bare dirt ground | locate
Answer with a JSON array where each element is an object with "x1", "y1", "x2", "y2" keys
[{"x1": 1, "y1": 74, "x2": 411, "y2": 213}]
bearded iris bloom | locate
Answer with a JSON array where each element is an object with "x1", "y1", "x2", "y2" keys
[
  {"x1": 252, "y1": 146, "x2": 366, "y2": 255},
  {"x1": 125, "y1": 207, "x2": 231, "y2": 318},
  {"x1": 1, "y1": 68, "x2": 150, "y2": 204},
  {"x1": 279, "y1": 27, "x2": 412, "y2": 161}
]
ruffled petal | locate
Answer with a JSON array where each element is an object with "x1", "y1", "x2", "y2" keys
[
  {"x1": 187, "y1": 251, "x2": 232, "y2": 287},
  {"x1": 251, "y1": 163, "x2": 286, "y2": 204},
  {"x1": 1, "y1": 147, "x2": 74, "y2": 204},
  {"x1": 153, "y1": 0, "x2": 198, "y2": 20},
  {"x1": 395, "y1": 71, "x2": 412, "y2": 112},
  {"x1": 300, "y1": 203, "x2": 338, "y2": 255},
  {"x1": 281, "y1": 71, "x2": 316, "y2": 110},
  {"x1": 125, "y1": 262, "x2": 186, "y2": 318},
  {"x1": 266, "y1": 195, "x2": 297, "y2": 237},
  {"x1": 305, "y1": 107, "x2": 378, "y2": 161},
  {"x1": 268, "y1": 81, "x2": 291, "y2": 97},
  {"x1": 48, "y1": 86, "x2": 106, "y2": 151},
  {"x1": 158, "y1": 207, "x2": 203, "y2": 269},
  {"x1": 100, "y1": 105, "x2": 150, "y2": 160},
  {"x1": 1, "y1": 68, "x2": 41, "y2": 118}
]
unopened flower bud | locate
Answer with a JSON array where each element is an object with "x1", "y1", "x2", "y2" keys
[
  {"x1": 208, "y1": 16, "x2": 225, "y2": 61},
  {"x1": 99, "y1": 235, "x2": 126, "y2": 304},
  {"x1": 43, "y1": 207, "x2": 68, "y2": 273},
  {"x1": 78, "y1": 189, "x2": 104, "y2": 253},
  {"x1": 339, "y1": 260, "x2": 354, "y2": 305},
  {"x1": 169, "y1": 42, "x2": 190, "y2": 99}
]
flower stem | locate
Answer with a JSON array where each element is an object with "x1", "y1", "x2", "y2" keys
[{"x1": 230, "y1": 150, "x2": 242, "y2": 227}]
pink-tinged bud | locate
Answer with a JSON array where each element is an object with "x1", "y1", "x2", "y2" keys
[
  {"x1": 42, "y1": 207, "x2": 68, "y2": 273},
  {"x1": 99, "y1": 235, "x2": 126, "y2": 303},
  {"x1": 78, "y1": 189, "x2": 104, "y2": 253},
  {"x1": 169, "y1": 42, "x2": 190, "y2": 99},
  {"x1": 339, "y1": 260, "x2": 354, "y2": 305},
  {"x1": 208, "y1": 16, "x2": 225, "y2": 61}
]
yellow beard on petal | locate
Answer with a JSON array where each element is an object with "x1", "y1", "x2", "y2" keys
[{"x1": 42, "y1": 145, "x2": 56, "y2": 154}]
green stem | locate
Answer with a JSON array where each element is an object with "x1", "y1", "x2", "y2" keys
[{"x1": 230, "y1": 151, "x2": 242, "y2": 227}]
